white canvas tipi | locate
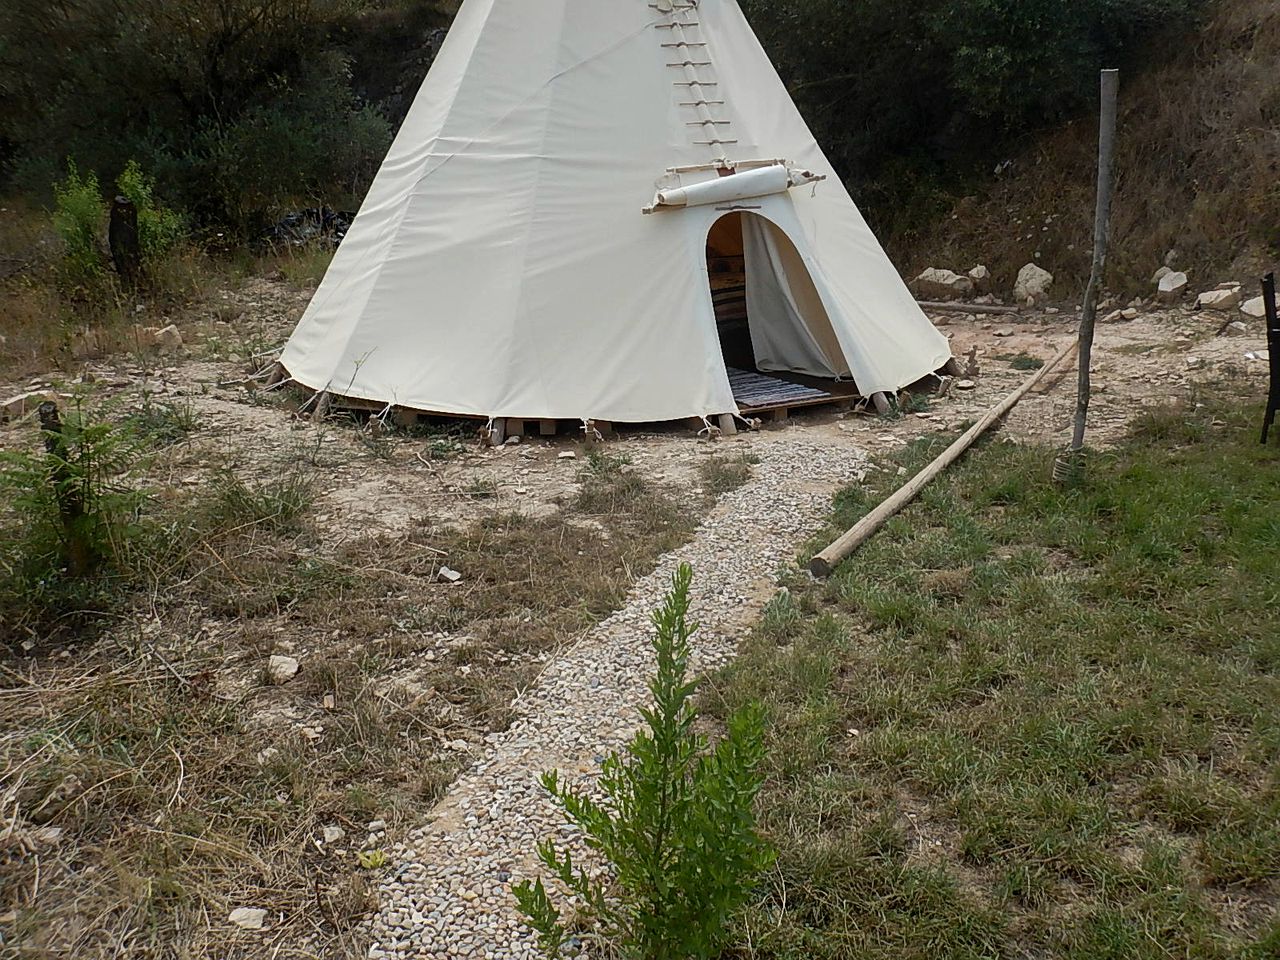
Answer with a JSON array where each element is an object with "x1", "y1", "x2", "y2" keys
[{"x1": 281, "y1": 0, "x2": 953, "y2": 424}]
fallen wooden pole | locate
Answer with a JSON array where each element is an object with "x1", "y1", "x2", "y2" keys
[
  {"x1": 809, "y1": 336, "x2": 1078, "y2": 578},
  {"x1": 916, "y1": 300, "x2": 1022, "y2": 316}
]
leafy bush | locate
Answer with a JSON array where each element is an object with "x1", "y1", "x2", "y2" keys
[
  {"x1": 51, "y1": 161, "x2": 104, "y2": 283},
  {"x1": 514, "y1": 563, "x2": 774, "y2": 960},
  {"x1": 740, "y1": 0, "x2": 1208, "y2": 234},
  {"x1": 0, "y1": 1, "x2": 406, "y2": 234},
  {"x1": 116, "y1": 160, "x2": 185, "y2": 261},
  {"x1": 0, "y1": 399, "x2": 144, "y2": 638}
]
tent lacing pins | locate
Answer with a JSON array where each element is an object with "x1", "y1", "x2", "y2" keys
[
  {"x1": 581, "y1": 418, "x2": 603, "y2": 442},
  {"x1": 697, "y1": 416, "x2": 721, "y2": 439}
]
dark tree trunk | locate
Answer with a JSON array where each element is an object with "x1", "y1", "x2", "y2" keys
[
  {"x1": 109, "y1": 196, "x2": 141, "y2": 285},
  {"x1": 38, "y1": 401, "x2": 91, "y2": 577}
]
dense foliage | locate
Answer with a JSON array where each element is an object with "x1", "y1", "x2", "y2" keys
[
  {"x1": 0, "y1": 0, "x2": 450, "y2": 234},
  {"x1": 741, "y1": 0, "x2": 1207, "y2": 234},
  {"x1": 1, "y1": 0, "x2": 1207, "y2": 239}
]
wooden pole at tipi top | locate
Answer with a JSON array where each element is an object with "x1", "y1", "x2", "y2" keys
[{"x1": 1071, "y1": 69, "x2": 1120, "y2": 456}]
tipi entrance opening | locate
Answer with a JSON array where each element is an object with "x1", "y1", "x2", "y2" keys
[{"x1": 707, "y1": 212, "x2": 856, "y2": 414}]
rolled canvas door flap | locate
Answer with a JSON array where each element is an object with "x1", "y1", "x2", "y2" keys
[{"x1": 742, "y1": 215, "x2": 851, "y2": 378}]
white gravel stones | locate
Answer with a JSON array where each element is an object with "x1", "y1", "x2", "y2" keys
[{"x1": 364, "y1": 432, "x2": 868, "y2": 958}]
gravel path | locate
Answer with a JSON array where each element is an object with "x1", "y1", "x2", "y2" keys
[{"x1": 368, "y1": 430, "x2": 868, "y2": 959}]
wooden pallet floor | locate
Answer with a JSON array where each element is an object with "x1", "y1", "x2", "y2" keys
[{"x1": 727, "y1": 366, "x2": 843, "y2": 413}]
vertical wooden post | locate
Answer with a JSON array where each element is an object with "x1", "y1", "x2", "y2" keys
[
  {"x1": 1260, "y1": 272, "x2": 1279, "y2": 444},
  {"x1": 109, "y1": 196, "x2": 141, "y2": 285},
  {"x1": 1071, "y1": 69, "x2": 1120, "y2": 454},
  {"x1": 38, "y1": 401, "x2": 90, "y2": 576}
]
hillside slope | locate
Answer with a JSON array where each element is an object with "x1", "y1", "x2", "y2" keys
[{"x1": 892, "y1": 0, "x2": 1279, "y2": 297}]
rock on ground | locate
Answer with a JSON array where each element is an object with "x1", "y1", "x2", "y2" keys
[
  {"x1": 267, "y1": 655, "x2": 299, "y2": 684},
  {"x1": 1014, "y1": 263, "x2": 1053, "y2": 305},
  {"x1": 1240, "y1": 296, "x2": 1267, "y2": 319},
  {"x1": 229, "y1": 907, "x2": 267, "y2": 930},
  {"x1": 1158, "y1": 271, "x2": 1189, "y2": 302},
  {"x1": 915, "y1": 267, "x2": 973, "y2": 300},
  {"x1": 1197, "y1": 288, "x2": 1241, "y2": 311}
]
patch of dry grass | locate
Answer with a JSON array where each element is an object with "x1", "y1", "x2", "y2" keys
[
  {"x1": 0, "y1": 199, "x2": 225, "y2": 379},
  {"x1": 0, "y1": 433, "x2": 758, "y2": 956}
]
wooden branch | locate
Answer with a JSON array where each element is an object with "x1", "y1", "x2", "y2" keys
[
  {"x1": 809, "y1": 336, "x2": 1078, "y2": 577},
  {"x1": 916, "y1": 300, "x2": 1022, "y2": 316},
  {"x1": 1072, "y1": 69, "x2": 1120, "y2": 453}
]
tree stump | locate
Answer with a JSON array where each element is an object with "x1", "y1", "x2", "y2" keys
[{"x1": 109, "y1": 196, "x2": 141, "y2": 285}]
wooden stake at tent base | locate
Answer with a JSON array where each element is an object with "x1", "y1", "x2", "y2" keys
[
  {"x1": 870, "y1": 392, "x2": 893, "y2": 416},
  {"x1": 809, "y1": 336, "x2": 1078, "y2": 578},
  {"x1": 488, "y1": 418, "x2": 507, "y2": 446},
  {"x1": 717, "y1": 413, "x2": 738, "y2": 436}
]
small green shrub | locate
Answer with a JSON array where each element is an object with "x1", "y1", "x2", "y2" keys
[
  {"x1": 0, "y1": 399, "x2": 144, "y2": 586},
  {"x1": 208, "y1": 467, "x2": 316, "y2": 531},
  {"x1": 514, "y1": 563, "x2": 774, "y2": 960},
  {"x1": 51, "y1": 160, "x2": 104, "y2": 283},
  {"x1": 116, "y1": 159, "x2": 186, "y2": 261},
  {"x1": 124, "y1": 394, "x2": 201, "y2": 446}
]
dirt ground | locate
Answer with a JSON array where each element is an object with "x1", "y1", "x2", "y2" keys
[
  {"x1": 4, "y1": 278, "x2": 1270, "y2": 508},
  {"x1": 1, "y1": 275, "x2": 1272, "y2": 956}
]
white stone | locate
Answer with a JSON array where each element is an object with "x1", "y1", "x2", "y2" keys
[
  {"x1": 1223, "y1": 320, "x2": 1248, "y2": 337},
  {"x1": 153, "y1": 324, "x2": 183, "y2": 352},
  {"x1": 1186, "y1": 356, "x2": 1204, "y2": 370},
  {"x1": 267, "y1": 655, "x2": 299, "y2": 685},
  {"x1": 915, "y1": 267, "x2": 974, "y2": 300},
  {"x1": 955, "y1": 379, "x2": 977, "y2": 390},
  {"x1": 1241, "y1": 296, "x2": 1267, "y2": 319},
  {"x1": 1157, "y1": 271, "x2": 1188, "y2": 302},
  {"x1": 967, "y1": 265, "x2": 991, "y2": 291},
  {"x1": 438, "y1": 565, "x2": 463, "y2": 584},
  {"x1": 323, "y1": 825, "x2": 346, "y2": 844},
  {"x1": 557, "y1": 451, "x2": 576, "y2": 460},
  {"x1": 229, "y1": 907, "x2": 267, "y2": 930},
  {"x1": 1152, "y1": 266, "x2": 1172, "y2": 284},
  {"x1": 1197, "y1": 288, "x2": 1240, "y2": 311},
  {"x1": 1013, "y1": 263, "x2": 1053, "y2": 304},
  {"x1": 1122, "y1": 308, "x2": 1139, "y2": 320},
  {"x1": 1102, "y1": 309, "x2": 1126, "y2": 324}
]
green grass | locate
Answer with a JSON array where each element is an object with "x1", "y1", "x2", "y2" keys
[
  {"x1": 705, "y1": 397, "x2": 1280, "y2": 958},
  {"x1": 994, "y1": 352, "x2": 1046, "y2": 371}
]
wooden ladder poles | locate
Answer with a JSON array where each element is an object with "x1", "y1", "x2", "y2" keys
[{"x1": 809, "y1": 336, "x2": 1078, "y2": 577}]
